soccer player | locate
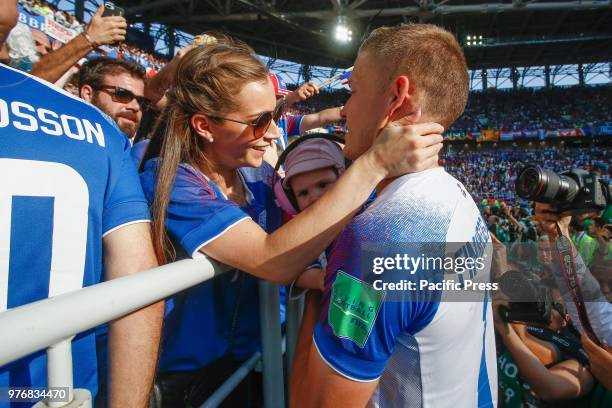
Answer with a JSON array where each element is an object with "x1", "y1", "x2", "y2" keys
[
  {"x1": 0, "y1": 1, "x2": 163, "y2": 407},
  {"x1": 290, "y1": 24, "x2": 498, "y2": 407}
]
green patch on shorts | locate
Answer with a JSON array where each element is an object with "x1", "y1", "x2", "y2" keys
[{"x1": 328, "y1": 271, "x2": 385, "y2": 348}]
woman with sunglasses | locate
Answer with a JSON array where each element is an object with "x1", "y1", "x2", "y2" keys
[{"x1": 140, "y1": 39, "x2": 444, "y2": 406}]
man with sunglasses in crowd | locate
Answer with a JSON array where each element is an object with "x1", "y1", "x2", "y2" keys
[
  {"x1": 78, "y1": 55, "x2": 151, "y2": 405},
  {"x1": 79, "y1": 56, "x2": 148, "y2": 143}
]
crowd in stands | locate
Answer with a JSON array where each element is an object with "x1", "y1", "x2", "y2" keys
[
  {"x1": 450, "y1": 86, "x2": 612, "y2": 133},
  {"x1": 7, "y1": 0, "x2": 612, "y2": 136},
  {"x1": 271, "y1": 84, "x2": 612, "y2": 135},
  {"x1": 118, "y1": 43, "x2": 166, "y2": 73},
  {"x1": 18, "y1": 0, "x2": 84, "y2": 32},
  {"x1": 289, "y1": 87, "x2": 349, "y2": 115},
  {"x1": 11, "y1": 0, "x2": 167, "y2": 72},
  {"x1": 442, "y1": 145, "x2": 612, "y2": 202}
]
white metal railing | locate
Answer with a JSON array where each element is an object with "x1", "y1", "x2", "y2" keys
[
  {"x1": 0, "y1": 258, "x2": 228, "y2": 366},
  {"x1": 0, "y1": 257, "x2": 288, "y2": 407}
]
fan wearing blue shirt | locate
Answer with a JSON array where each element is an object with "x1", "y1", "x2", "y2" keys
[
  {"x1": 139, "y1": 37, "x2": 445, "y2": 406},
  {"x1": 290, "y1": 24, "x2": 497, "y2": 408},
  {"x1": 0, "y1": 2, "x2": 163, "y2": 407}
]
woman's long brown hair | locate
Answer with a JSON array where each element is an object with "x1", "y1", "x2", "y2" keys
[{"x1": 147, "y1": 39, "x2": 268, "y2": 264}]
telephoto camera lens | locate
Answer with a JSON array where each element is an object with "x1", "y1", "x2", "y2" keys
[{"x1": 516, "y1": 166, "x2": 579, "y2": 208}]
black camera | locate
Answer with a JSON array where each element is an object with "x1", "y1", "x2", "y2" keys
[
  {"x1": 497, "y1": 270, "x2": 553, "y2": 324},
  {"x1": 516, "y1": 165, "x2": 611, "y2": 214}
]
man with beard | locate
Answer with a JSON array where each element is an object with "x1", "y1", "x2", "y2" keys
[{"x1": 79, "y1": 56, "x2": 147, "y2": 142}]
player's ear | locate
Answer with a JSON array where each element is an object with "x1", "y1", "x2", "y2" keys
[
  {"x1": 80, "y1": 85, "x2": 94, "y2": 103},
  {"x1": 387, "y1": 75, "x2": 419, "y2": 124}
]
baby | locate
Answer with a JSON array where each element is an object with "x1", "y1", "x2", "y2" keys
[{"x1": 280, "y1": 137, "x2": 346, "y2": 291}]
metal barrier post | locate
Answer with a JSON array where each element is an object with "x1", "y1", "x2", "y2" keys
[
  {"x1": 258, "y1": 281, "x2": 285, "y2": 408},
  {"x1": 284, "y1": 292, "x2": 304, "y2": 386},
  {"x1": 47, "y1": 338, "x2": 74, "y2": 407},
  {"x1": 200, "y1": 352, "x2": 261, "y2": 408}
]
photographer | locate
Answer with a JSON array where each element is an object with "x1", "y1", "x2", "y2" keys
[
  {"x1": 534, "y1": 203, "x2": 612, "y2": 345},
  {"x1": 515, "y1": 165, "x2": 612, "y2": 346},
  {"x1": 535, "y1": 204, "x2": 612, "y2": 395},
  {"x1": 493, "y1": 288, "x2": 595, "y2": 405}
]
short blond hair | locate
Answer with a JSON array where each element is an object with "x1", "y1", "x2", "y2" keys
[{"x1": 360, "y1": 24, "x2": 468, "y2": 128}]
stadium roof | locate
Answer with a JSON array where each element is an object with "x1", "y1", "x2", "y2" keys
[{"x1": 124, "y1": 0, "x2": 612, "y2": 70}]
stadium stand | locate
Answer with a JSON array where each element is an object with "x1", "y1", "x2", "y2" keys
[
  {"x1": 442, "y1": 144, "x2": 612, "y2": 203},
  {"x1": 450, "y1": 86, "x2": 612, "y2": 132},
  {"x1": 6, "y1": 0, "x2": 612, "y2": 142},
  {"x1": 10, "y1": 0, "x2": 167, "y2": 73}
]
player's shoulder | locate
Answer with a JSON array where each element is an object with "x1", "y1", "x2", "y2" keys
[
  {"x1": 384, "y1": 167, "x2": 464, "y2": 200},
  {"x1": 0, "y1": 64, "x2": 129, "y2": 149},
  {"x1": 373, "y1": 168, "x2": 472, "y2": 215},
  {"x1": 345, "y1": 168, "x2": 472, "y2": 242}
]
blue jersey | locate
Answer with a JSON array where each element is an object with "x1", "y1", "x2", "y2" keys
[
  {"x1": 314, "y1": 168, "x2": 497, "y2": 408},
  {"x1": 131, "y1": 139, "x2": 149, "y2": 168},
  {"x1": 276, "y1": 114, "x2": 302, "y2": 150},
  {"x1": 0, "y1": 65, "x2": 151, "y2": 403},
  {"x1": 139, "y1": 160, "x2": 282, "y2": 371}
]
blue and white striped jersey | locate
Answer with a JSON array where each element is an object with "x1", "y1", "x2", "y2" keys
[{"x1": 314, "y1": 167, "x2": 498, "y2": 408}]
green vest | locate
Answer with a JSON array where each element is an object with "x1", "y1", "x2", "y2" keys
[{"x1": 576, "y1": 232, "x2": 597, "y2": 265}]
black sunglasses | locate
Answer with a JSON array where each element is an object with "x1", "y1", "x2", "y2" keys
[
  {"x1": 210, "y1": 103, "x2": 284, "y2": 140},
  {"x1": 95, "y1": 85, "x2": 149, "y2": 108}
]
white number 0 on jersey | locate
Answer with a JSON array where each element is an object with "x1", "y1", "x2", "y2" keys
[{"x1": 0, "y1": 159, "x2": 89, "y2": 311}]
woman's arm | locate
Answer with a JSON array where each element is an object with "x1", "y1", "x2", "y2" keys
[
  {"x1": 502, "y1": 328, "x2": 593, "y2": 401},
  {"x1": 295, "y1": 268, "x2": 324, "y2": 291},
  {"x1": 581, "y1": 333, "x2": 612, "y2": 390},
  {"x1": 512, "y1": 323, "x2": 559, "y2": 367},
  {"x1": 202, "y1": 122, "x2": 444, "y2": 284}
]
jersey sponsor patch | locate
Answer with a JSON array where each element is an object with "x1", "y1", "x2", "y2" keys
[{"x1": 328, "y1": 271, "x2": 384, "y2": 348}]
